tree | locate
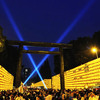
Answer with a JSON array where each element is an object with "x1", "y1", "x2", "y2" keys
[
  {"x1": 54, "y1": 36, "x2": 95, "y2": 74},
  {"x1": 92, "y1": 31, "x2": 100, "y2": 47},
  {"x1": 0, "y1": 41, "x2": 19, "y2": 85}
]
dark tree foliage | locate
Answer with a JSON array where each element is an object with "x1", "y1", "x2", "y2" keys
[
  {"x1": 92, "y1": 31, "x2": 100, "y2": 46},
  {"x1": 54, "y1": 48, "x2": 77, "y2": 74},
  {"x1": 32, "y1": 59, "x2": 51, "y2": 83},
  {"x1": 0, "y1": 41, "x2": 19, "y2": 84},
  {"x1": 54, "y1": 32, "x2": 100, "y2": 74}
]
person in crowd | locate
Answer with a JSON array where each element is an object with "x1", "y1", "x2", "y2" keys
[
  {"x1": 73, "y1": 93, "x2": 78, "y2": 100},
  {"x1": 0, "y1": 87, "x2": 100, "y2": 100},
  {"x1": 0, "y1": 92, "x2": 3, "y2": 100},
  {"x1": 89, "y1": 92, "x2": 99, "y2": 100},
  {"x1": 15, "y1": 93, "x2": 25, "y2": 100},
  {"x1": 61, "y1": 92, "x2": 65, "y2": 100},
  {"x1": 45, "y1": 91, "x2": 53, "y2": 100},
  {"x1": 9, "y1": 93, "x2": 14, "y2": 100}
]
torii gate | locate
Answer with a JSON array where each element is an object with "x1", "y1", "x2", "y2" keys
[
  {"x1": 0, "y1": 26, "x2": 72, "y2": 91},
  {"x1": 7, "y1": 40, "x2": 72, "y2": 91}
]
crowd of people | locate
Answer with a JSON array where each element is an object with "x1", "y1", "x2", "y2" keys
[{"x1": 0, "y1": 88, "x2": 100, "y2": 100}]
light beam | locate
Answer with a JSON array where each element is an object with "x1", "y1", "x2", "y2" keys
[
  {"x1": 0, "y1": 0, "x2": 47, "y2": 89},
  {"x1": 24, "y1": 0, "x2": 95, "y2": 84}
]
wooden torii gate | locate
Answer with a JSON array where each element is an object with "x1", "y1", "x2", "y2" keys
[{"x1": 7, "y1": 40, "x2": 72, "y2": 91}]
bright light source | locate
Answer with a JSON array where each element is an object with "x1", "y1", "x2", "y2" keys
[
  {"x1": 91, "y1": 47, "x2": 98, "y2": 59},
  {"x1": 91, "y1": 47, "x2": 98, "y2": 53},
  {"x1": 25, "y1": 69, "x2": 28, "y2": 72}
]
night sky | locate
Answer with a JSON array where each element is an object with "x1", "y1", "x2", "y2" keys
[{"x1": 0, "y1": 0, "x2": 100, "y2": 75}]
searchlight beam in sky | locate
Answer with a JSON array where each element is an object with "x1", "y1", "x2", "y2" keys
[
  {"x1": 1, "y1": 0, "x2": 95, "y2": 86},
  {"x1": 24, "y1": 0, "x2": 95, "y2": 84},
  {"x1": 0, "y1": 0, "x2": 47, "y2": 89}
]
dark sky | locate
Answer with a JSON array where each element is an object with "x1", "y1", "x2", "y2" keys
[{"x1": 0, "y1": 0, "x2": 100, "y2": 75}]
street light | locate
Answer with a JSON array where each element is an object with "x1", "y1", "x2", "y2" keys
[{"x1": 91, "y1": 47, "x2": 98, "y2": 59}]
